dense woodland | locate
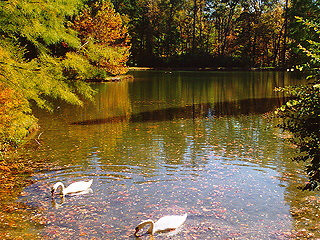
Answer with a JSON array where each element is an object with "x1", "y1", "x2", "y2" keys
[
  {"x1": 113, "y1": 0, "x2": 319, "y2": 68},
  {"x1": 0, "y1": 0, "x2": 319, "y2": 186}
]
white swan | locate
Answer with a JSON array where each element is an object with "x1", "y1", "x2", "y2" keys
[
  {"x1": 51, "y1": 179, "x2": 93, "y2": 196},
  {"x1": 134, "y1": 213, "x2": 187, "y2": 236}
]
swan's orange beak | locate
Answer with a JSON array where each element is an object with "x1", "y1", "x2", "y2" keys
[{"x1": 51, "y1": 189, "x2": 54, "y2": 196}]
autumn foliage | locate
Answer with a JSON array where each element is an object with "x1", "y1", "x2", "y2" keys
[
  {"x1": 73, "y1": 1, "x2": 131, "y2": 75},
  {"x1": 0, "y1": 83, "x2": 36, "y2": 150}
]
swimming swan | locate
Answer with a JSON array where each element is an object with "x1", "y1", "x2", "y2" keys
[
  {"x1": 51, "y1": 179, "x2": 93, "y2": 196},
  {"x1": 134, "y1": 213, "x2": 187, "y2": 236}
]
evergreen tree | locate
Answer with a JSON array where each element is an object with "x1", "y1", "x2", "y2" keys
[
  {"x1": 0, "y1": 0, "x2": 130, "y2": 148},
  {"x1": 0, "y1": 0, "x2": 93, "y2": 109}
]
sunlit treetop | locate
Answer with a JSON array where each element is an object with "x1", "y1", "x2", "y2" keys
[{"x1": 0, "y1": 0, "x2": 84, "y2": 57}]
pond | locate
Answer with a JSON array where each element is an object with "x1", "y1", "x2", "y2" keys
[{"x1": 13, "y1": 71, "x2": 320, "y2": 239}]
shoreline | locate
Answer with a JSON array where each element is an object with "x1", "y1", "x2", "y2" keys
[
  {"x1": 85, "y1": 67, "x2": 295, "y2": 83},
  {"x1": 128, "y1": 66, "x2": 291, "y2": 72}
]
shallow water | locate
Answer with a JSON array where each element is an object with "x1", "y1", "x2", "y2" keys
[{"x1": 16, "y1": 71, "x2": 319, "y2": 239}]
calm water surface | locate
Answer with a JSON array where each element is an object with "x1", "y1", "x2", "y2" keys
[{"x1": 18, "y1": 71, "x2": 318, "y2": 239}]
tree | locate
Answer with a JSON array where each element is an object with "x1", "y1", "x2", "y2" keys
[
  {"x1": 0, "y1": 0, "x2": 83, "y2": 58},
  {"x1": 208, "y1": 0, "x2": 242, "y2": 57},
  {"x1": 287, "y1": 0, "x2": 320, "y2": 66},
  {"x1": 0, "y1": 0, "x2": 95, "y2": 109},
  {"x1": 275, "y1": 17, "x2": 320, "y2": 190},
  {"x1": 0, "y1": 0, "x2": 130, "y2": 148},
  {"x1": 0, "y1": 0, "x2": 93, "y2": 143},
  {"x1": 233, "y1": 2, "x2": 286, "y2": 67},
  {"x1": 73, "y1": 1, "x2": 131, "y2": 76}
]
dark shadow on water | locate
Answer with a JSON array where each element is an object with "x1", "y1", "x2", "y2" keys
[{"x1": 71, "y1": 97, "x2": 286, "y2": 125}]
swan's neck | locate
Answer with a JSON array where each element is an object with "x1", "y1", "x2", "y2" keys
[
  {"x1": 137, "y1": 220, "x2": 155, "y2": 234},
  {"x1": 146, "y1": 220, "x2": 155, "y2": 234}
]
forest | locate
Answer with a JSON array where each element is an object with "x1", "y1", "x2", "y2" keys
[{"x1": 114, "y1": 0, "x2": 319, "y2": 68}]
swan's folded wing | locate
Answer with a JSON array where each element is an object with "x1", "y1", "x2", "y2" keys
[
  {"x1": 154, "y1": 214, "x2": 187, "y2": 232},
  {"x1": 64, "y1": 180, "x2": 93, "y2": 193}
]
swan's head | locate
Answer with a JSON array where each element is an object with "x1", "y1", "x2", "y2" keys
[
  {"x1": 51, "y1": 182, "x2": 63, "y2": 196},
  {"x1": 134, "y1": 226, "x2": 140, "y2": 237}
]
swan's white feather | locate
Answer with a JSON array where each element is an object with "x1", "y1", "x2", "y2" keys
[
  {"x1": 154, "y1": 213, "x2": 188, "y2": 232},
  {"x1": 63, "y1": 179, "x2": 93, "y2": 194}
]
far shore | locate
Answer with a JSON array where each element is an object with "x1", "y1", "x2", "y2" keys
[
  {"x1": 128, "y1": 66, "x2": 292, "y2": 71},
  {"x1": 85, "y1": 66, "x2": 296, "y2": 83}
]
